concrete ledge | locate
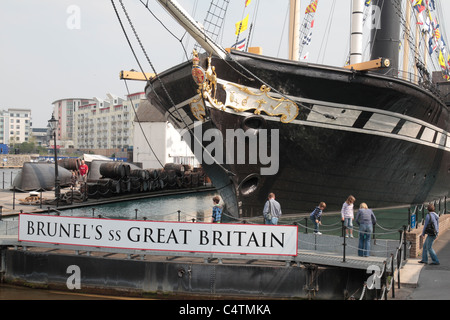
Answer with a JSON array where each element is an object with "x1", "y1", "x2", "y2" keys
[{"x1": 398, "y1": 258, "x2": 425, "y2": 288}]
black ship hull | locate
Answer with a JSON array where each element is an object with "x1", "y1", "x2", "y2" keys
[{"x1": 146, "y1": 51, "x2": 450, "y2": 218}]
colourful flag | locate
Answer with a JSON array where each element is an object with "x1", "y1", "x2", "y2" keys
[
  {"x1": 429, "y1": 0, "x2": 436, "y2": 11},
  {"x1": 435, "y1": 28, "x2": 441, "y2": 41},
  {"x1": 231, "y1": 38, "x2": 246, "y2": 51},
  {"x1": 245, "y1": 0, "x2": 252, "y2": 7},
  {"x1": 429, "y1": 37, "x2": 437, "y2": 54},
  {"x1": 305, "y1": 0, "x2": 318, "y2": 14},
  {"x1": 412, "y1": 0, "x2": 425, "y2": 13},
  {"x1": 235, "y1": 14, "x2": 249, "y2": 35},
  {"x1": 439, "y1": 50, "x2": 446, "y2": 68},
  {"x1": 302, "y1": 31, "x2": 313, "y2": 45}
]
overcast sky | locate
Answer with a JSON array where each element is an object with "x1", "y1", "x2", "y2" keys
[{"x1": 1, "y1": 0, "x2": 449, "y2": 128}]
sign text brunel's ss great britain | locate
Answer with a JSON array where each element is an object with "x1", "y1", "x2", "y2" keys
[{"x1": 18, "y1": 214, "x2": 298, "y2": 256}]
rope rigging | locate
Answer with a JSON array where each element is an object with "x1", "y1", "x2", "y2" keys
[{"x1": 111, "y1": 0, "x2": 239, "y2": 180}]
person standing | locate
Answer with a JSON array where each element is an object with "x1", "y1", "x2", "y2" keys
[
  {"x1": 420, "y1": 204, "x2": 440, "y2": 265},
  {"x1": 78, "y1": 160, "x2": 89, "y2": 183},
  {"x1": 263, "y1": 193, "x2": 282, "y2": 225},
  {"x1": 70, "y1": 170, "x2": 78, "y2": 188},
  {"x1": 310, "y1": 202, "x2": 326, "y2": 235},
  {"x1": 212, "y1": 195, "x2": 223, "y2": 223},
  {"x1": 341, "y1": 195, "x2": 355, "y2": 238},
  {"x1": 355, "y1": 203, "x2": 377, "y2": 257}
]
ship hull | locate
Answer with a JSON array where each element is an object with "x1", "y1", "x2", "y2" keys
[{"x1": 146, "y1": 51, "x2": 450, "y2": 218}]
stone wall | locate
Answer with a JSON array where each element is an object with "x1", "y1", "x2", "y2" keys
[
  {"x1": 1, "y1": 155, "x2": 34, "y2": 167},
  {"x1": 406, "y1": 214, "x2": 450, "y2": 258}
]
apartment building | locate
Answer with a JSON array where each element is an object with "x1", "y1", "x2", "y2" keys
[
  {"x1": 0, "y1": 108, "x2": 32, "y2": 145},
  {"x1": 51, "y1": 98, "x2": 93, "y2": 148},
  {"x1": 74, "y1": 92, "x2": 145, "y2": 150}
]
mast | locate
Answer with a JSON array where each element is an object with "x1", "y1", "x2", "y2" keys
[
  {"x1": 289, "y1": 0, "x2": 301, "y2": 61},
  {"x1": 370, "y1": 0, "x2": 401, "y2": 76},
  {"x1": 156, "y1": 0, "x2": 227, "y2": 59},
  {"x1": 402, "y1": 1, "x2": 411, "y2": 81},
  {"x1": 350, "y1": 0, "x2": 364, "y2": 65}
]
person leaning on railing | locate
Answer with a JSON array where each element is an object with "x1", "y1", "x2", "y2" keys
[{"x1": 355, "y1": 203, "x2": 377, "y2": 257}]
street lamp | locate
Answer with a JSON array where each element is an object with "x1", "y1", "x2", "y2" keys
[{"x1": 48, "y1": 114, "x2": 60, "y2": 201}]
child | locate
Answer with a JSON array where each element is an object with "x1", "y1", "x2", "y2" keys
[
  {"x1": 212, "y1": 196, "x2": 223, "y2": 223},
  {"x1": 70, "y1": 170, "x2": 78, "y2": 188},
  {"x1": 341, "y1": 195, "x2": 356, "y2": 238},
  {"x1": 310, "y1": 202, "x2": 326, "y2": 235}
]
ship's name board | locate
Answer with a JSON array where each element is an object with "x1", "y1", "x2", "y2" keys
[{"x1": 18, "y1": 214, "x2": 298, "y2": 256}]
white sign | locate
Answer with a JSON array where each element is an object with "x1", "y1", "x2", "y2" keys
[{"x1": 18, "y1": 214, "x2": 298, "y2": 256}]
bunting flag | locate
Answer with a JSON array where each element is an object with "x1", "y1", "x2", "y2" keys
[
  {"x1": 409, "y1": 0, "x2": 450, "y2": 79},
  {"x1": 412, "y1": 0, "x2": 425, "y2": 13},
  {"x1": 429, "y1": 37, "x2": 437, "y2": 54},
  {"x1": 231, "y1": 38, "x2": 246, "y2": 51},
  {"x1": 429, "y1": 0, "x2": 436, "y2": 11},
  {"x1": 245, "y1": 0, "x2": 252, "y2": 7},
  {"x1": 435, "y1": 28, "x2": 441, "y2": 41},
  {"x1": 305, "y1": 0, "x2": 318, "y2": 14},
  {"x1": 302, "y1": 32, "x2": 313, "y2": 45},
  {"x1": 235, "y1": 14, "x2": 249, "y2": 35},
  {"x1": 439, "y1": 50, "x2": 446, "y2": 69}
]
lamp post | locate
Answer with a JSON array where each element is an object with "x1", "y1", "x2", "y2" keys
[{"x1": 48, "y1": 114, "x2": 60, "y2": 201}]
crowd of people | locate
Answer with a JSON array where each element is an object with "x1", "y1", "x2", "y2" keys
[{"x1": 211, "y1": 192, "x2": 441, "y2": 262}]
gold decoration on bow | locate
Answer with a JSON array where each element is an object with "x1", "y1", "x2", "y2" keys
[
  {"x1": 223, "y1": 83, "x2": 299, "y2": 123},
  {"x1": 189, "y1": 50, "x2": 299, "y2": 123}
]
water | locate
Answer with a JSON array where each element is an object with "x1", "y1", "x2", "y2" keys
[
  {"x1": 281, "y1": 207, "x2": 412, "y2": 241},
  {"x1": 0, "y1": 168, "x2": 20, "y2": 190},
  {"x1": 59, "y1": 190, "x2": 219, "y2": 223}
]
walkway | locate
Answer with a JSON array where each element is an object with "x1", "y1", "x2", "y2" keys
[{"x1": 396, "y1": 228, "x2": 450, "y2": 300}]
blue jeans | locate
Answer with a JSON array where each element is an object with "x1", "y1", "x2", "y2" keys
[
  {"x1": 343, "y1": 218, "x2": 353, "y2": 229},
  {"x1": 266, "y1": 217, "x2": 278, "y2": 225},
  {"x1": 358, "y1": 224, "x2": 373, "y2": 257},
  {"x1": 310, "y1": 218, "x2": 320, "y2": 233},
  {"x1": 422, "y1": 235, "x2": 439, "y2": 264}
]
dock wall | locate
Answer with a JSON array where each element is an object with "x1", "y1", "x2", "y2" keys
[{"x1": 1, "y1": 248, "x2": 371, "y2": 300}]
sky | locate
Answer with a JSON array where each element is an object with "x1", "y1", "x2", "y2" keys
[{"x1": 1, "y1": 0, "x2": 449, "y2": 128}]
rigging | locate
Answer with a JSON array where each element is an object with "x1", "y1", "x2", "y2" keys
[{"x1": 112, "y1": 0, "x2": 238, "y2": 179}]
